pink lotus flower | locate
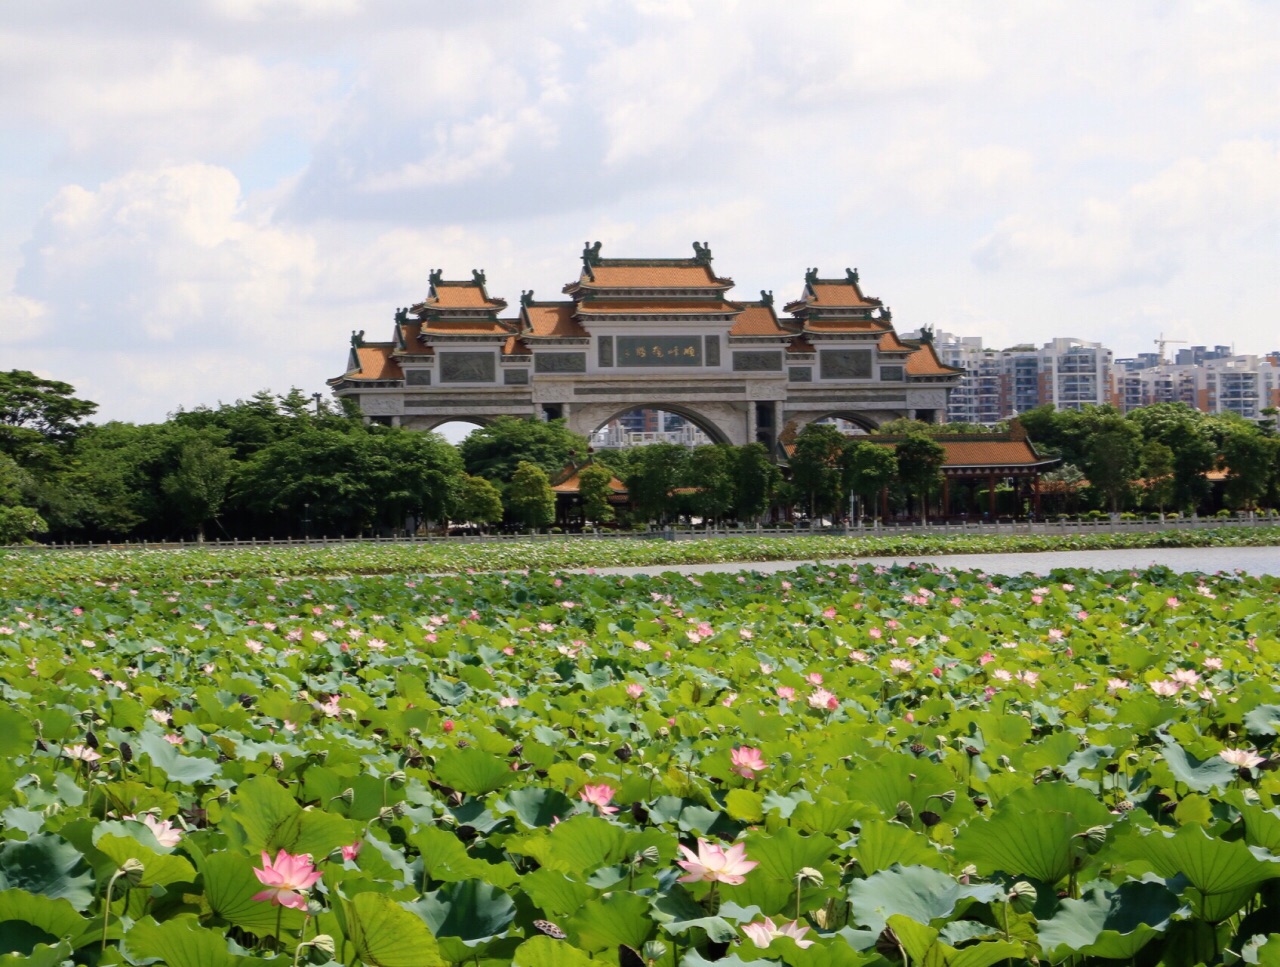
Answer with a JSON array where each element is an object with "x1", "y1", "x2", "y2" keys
[
  {"x1": 730, "y1": 746, "x2": 767, "y2": 779},
  {"x1": 889, "y1": 658, "x2": 913, "y2": 674},
  {"x1": 580, "y1": 784, "x2": 618, "y2": 815},
  {"x1": 742, "y1": 917, "x2": 815, "y2": 949},
  {"x1": 63, "y1": 744, "x2": 100, "y2": 762},
  {"x1": 1203, "y1": 656, "x2": 1223, "y2": 670},
  {"x1": 498, "y1": 696, "x2": 520, "y2": 708},
  {"x1": 806, "y1": 672, "x2": 824, "y2": 685},
  {"x1": 776, "y1": 686, "x2": 796, "y2": 701},
  {"x1": 252, "y1": 850, "x2": 322, "y2": 909},
  {"x1": 341, "y1": 840, "x2": 363, "y2": 861},
  {"x1": 808, "y1": 688, "x2": 838, "y2": 711},
  {"x1": 1150, "y1": 680, "x2": 1180, "y2": 697},
  {"x1": 1220, "y1": 748, "x2": 1266, "y2": 769},
  {"x1": 625, "y1": 683, "x2": 645, "y2": 699},
  {"x1": 676, "y1": 839, "x2": 758, "y2": 884}
]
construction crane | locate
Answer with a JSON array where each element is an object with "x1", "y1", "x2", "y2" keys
[{"x1": 1155, "y1": 332, "x2": 1188, "y2": 365}]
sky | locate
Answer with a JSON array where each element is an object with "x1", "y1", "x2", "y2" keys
[{"x1": 2, "y1": 1, "x2": 1278, "y2": 428}]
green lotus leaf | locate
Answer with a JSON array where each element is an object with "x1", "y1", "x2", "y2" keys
[
  {"x1": 433, "y1": 746, "x2": 516, "y2": 796},
  {"x1": 508, "y1": 815, "x2": 627, "y2": 879},
  {"x1": 0, "y1": 834, "x2": 95, "y2": 912},
  {"x1": 849, "y1": 864, "x2": 1004, "y2": 934},
  {"x1": 511, "y1": 935, "x2": 595, "y2": 967},
  {"x1": 1242, "y1": 704, "x2": 1280, "y2": 737},
  {"x1": 0, "y1": 708, "x2": 34, "y2": 759},
  {"x1": 495, "y1": 786, "x2": 575, "y2": 829},
  {"x1": 136, "y1": 731, "x2": 221, "y2": 785},
  {"x1": 120, "y1": 916, "x2": 244, "y2": 967},
  {"x1": 853, "y1": 820, "x2": 947, "y2": 875},
  {"x1": 0, "y1": 889, "x2": 94, "y2": 955},
  {"x1": 1136, "y1": 825, "x2": 1280, "y2": 922},
  {"x1": 229, "y1": 774, "x2": 357, "y2": 858},
  {"x1": 649, "y1": 885, "x2": 738, "y2": 942},
  {"x1": 566, "y1": 891, "x2": 652, "y2": 953},
  {"x1": 521, "y1": 869, "x2": 595, "y2": 918},
  {"x1": 343, "y1": 890, "x2": 446, "y2": 967},
  {"x1": 410, "y1": 826, "x2": 521, "y2": 889},
  {"x1": 1038, "y1": 882, "x2": 1180, "y2": 962},
  {"x1": 953, "y1": 782, "x2": 1113, "y2": 885},
  {"x1": 0, "y1": 938, "x2": 72, "y2": 967},
  {"x1": 94, "y1": 835, "x2": 195, "y2": 888},
  {"x1": 1158, "y1": 734, "x2": 1237, "y2": 793}
]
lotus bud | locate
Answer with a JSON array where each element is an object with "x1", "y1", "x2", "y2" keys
[
  {"x1": 642, "y1": 940, "x2": 668, "y2": 963},
  {"x1": 577, "y1": 752, "x2": 596, "y2": 768},
  {"x1": 1008, "y1": 880, "x2": 1037, "y2": 913},
  {"x1": 795, "y1": 866, "x2": 824, "y2": 888},
  {"x1": 776, "y1": 751, "x2": 792, "y2": 767},
  {"x1": 894, "y1": 801, "x2": 914, "y2": 824},
  {"x1": 120, "y1": 858, "x2": 146, "y2": 887}
]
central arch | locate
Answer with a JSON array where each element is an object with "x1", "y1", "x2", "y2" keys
[{"x1": 568, "y1": 400, "x2": 748, "y2": 447}]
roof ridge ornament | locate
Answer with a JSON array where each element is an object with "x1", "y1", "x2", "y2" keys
[
  {"x1": 692, "y1": 241, "x2": 712, "y2": 263},
  {"x1": 472, "y1": 269, "x2": 486, "y2": 286},
  {"x1": 846, "y1": 267, "x2": 859, "y2": 285},
  {"x1": 350, "y1": 329, "x2": 365, "y2": 348},
  {"x1": 582, "y1": 240, "x2": 602, "y2": 266},
  {"x1": 428, "y1": 268, "x2": 442, "y2": 287},
  {"x1": 804, "y1": 267, "x2": 818, "y2": 285},
  {"x1": 520, "y1": 289, "x2": 535, "y2": 307},
  {"x1": 760, "y1": 289, "x2": 773, "y2": 306},
  {"x1": 394, "y1": 307, "x2": 407, "y2": 325}
]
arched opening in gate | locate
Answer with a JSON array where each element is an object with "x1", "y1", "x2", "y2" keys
[
  {"x1": 807, "y1": 411, "x2": 881, "y2": 436},
  {"x1": 423, "y1": 419, "x2": 492, "y2": 445},
  {"x1": 588, "y1": 405, "x2": 731, "y2": 450}
]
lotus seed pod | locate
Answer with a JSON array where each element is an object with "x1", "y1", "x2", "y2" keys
[
  {"x1": 577, "y1": 752, "x2": 596, "y2": 768},
  {"x1": 656, "y1": 727, "x2": 670, "y2": 739},
  {"x1": 271, "y1": 753, "x2": 285, "y2": 771},
  {"x1": 894, "y1": 801, "x2": 914, "y2": 824},
  {"x1": 386, "y1": 770, "x2": 406, "y2": 786},
  {"x1": 1077, "y1": 825, "x2": 1107, "y2": 854},
  {"x1": 309, "y1": 934, "x2": 336, "y2": 956},
  {"x1": 334, "y1": 787, "x2": 355, "y2": 805},
  {"x1": 795, "y1": 866, "x2": 824, "y2": 888},
  {"x1": 997, "y1": 754, "x2": 1013, "y2": 770},
  {"x1": 776, "y1": 751, "x2": 792, "y2": 766},
  {"x1": 933, "y1": 789, "x2": 957, "y2": 806},
  {"x1": 1008, "y1": 880, "x2": 1037, "y2": 913},
  {"x1": 121, "y1": 858, "x2": 146, "y2": 887}
]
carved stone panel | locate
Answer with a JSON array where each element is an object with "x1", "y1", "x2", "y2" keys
[
  {"x1": 405, "y1": 369, "x2": 432, "y2": 385},
  {"x1": 534, "y1": 352, "x2": 587, "y2": 374},
  {"x1": 598, "y1": 336, "x2": 614, "y2": 367},
  {"x1": 363, "y1": 395, "x2": 402, "y2": 415},
  {"x1": 788, "y1": 366, "x2": 812, "y2": 382},
  {"x1": 440, "y1": 352, "x2": 496, "y2": 383},
  {"x1": 704, "y1": 335, "x2": 721, "y2": 367},
  {"x1": 879, "y1": 365, "x2": 904, "y2": 382},
  {"x1": 504, "y1": 369, "x2": 529, "y2": 385},
  {"x1": 733, "y1": 351, "x2": 782, "y2": 372},
  {"x1": 819, "y1": 349, "x2": 872, "y2": 380}
]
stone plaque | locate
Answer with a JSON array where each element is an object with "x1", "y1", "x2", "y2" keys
[
  {"x1": 440, "y1": 352, "x2": 495, "y2": 383},
  {"x1": 598, "y1": 336, "x2": 614, "y2": 367},
  {"x1": 504, "y1": 369, "x2": 529, "y2": 385},
  {"x1": 788, "y1": 366, "x2": 812, "y2": 382},
  {"x1": 819, "y1": 349, "x2": 872, "y2": 380},
  {"x1": 363, "y1": 395, "x2": 399, "y2": 415},
  {"x1": 405, "y1": 369, "x2": 431, "y2": 385},
  {"x1": 880, "y1": 365, "x2": 904, "y2": 381},
  {"x1": 617, "y1": 336, "x2": 702, "y2": 366},
  {"x1": 534, "y1": 352, "x2": 587, "y2": 374},
  {"x1": 704, "y1": 335, "x2": 721, "y2": 366},
  {"x1": 733, "y1": 351, "x2": 782, "y2": 372}
]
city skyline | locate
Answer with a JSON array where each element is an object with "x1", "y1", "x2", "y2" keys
[{"x1": 2, "y1": 3, "x2": 1277, "y2": 426}]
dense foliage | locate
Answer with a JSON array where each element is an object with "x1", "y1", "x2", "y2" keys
[{"x1": 2, "y1": 557, "x2": 1280, "y2": 964}]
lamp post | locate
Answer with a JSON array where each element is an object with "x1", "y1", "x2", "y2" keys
[
  {"x1": 312, "y1": 392, "x2": 323, "y2": 416},
  {"x1": 303, "y1": 502, "x2": 310, "y2": 542}
]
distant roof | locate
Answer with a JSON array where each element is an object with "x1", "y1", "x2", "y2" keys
[
  {"x1": 522, "y1": 302, "x2": 588, "y2": 338},
  {"x1": 414, "y1": 276, "x2": 507, "y2": 312},
  {"x1": 578, "y1": 262, "x2": 730, "y2": 289},
  {"x1": 344, "y1": 345, "x2": 403, "y2": 381},
  {"x1": 905, "y1": 342, "x2": 963, "y2": 376},
  {"x1": 729, "y1": 303, "x2": 790, "y2": 337},
  {"x1": 576, "y1": 299, "x2": 742, "y2": 315}
]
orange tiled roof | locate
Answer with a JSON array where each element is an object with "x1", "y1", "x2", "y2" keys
[
  {"x1": 807, "y1": 282, "x2": 879, "y2": 307},
  {"x1": 729, "y1": 304, "x2": 790, "y2": 337},
  {"x1": 524, "y1": 303, "x2": 589, "y2": 338},
  {"x1": 346, "y1": 346, "x2": 403, "y2": 380},
  {"x1": 802, "y1": 318, "x2": 889, "y2": 333},
  {"x1": 936, "y1": 440, "x2": 1047, "y2": 467},
  {"x1": 417, "y1": 283, "x2": 506, "y2": 311},
  {"x1": 551, "y1": 463, "x2": 627, "y2": 494},
  {"x1": 905, "y1": 343, "x2": 962, "y2": 376},
  {"x1": 576, "y1": 299, "x2": 742, "y2": 315},
  {"x1": 418, "y1": 319, "x2": 512, "y2": 336},
  {"x1": 787, "y1": 336, "x2": 816, "y2": 354},
  {"x1": 503, "y1": 335, "x2": 531, "y2": 355},
  {"x1": 580, "y1": 263, "x2": 727, "y2": 288},
  {"x1": 396, "y1": 322, "x2": 434, "y2": 354},
  {"x1": 877, "y1": 331, "x2": 913, "y2": 353}
]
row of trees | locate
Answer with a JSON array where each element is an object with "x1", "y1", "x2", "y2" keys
[{"x1": 4, "y1": 369, "x2": 1278, "y2": 542}]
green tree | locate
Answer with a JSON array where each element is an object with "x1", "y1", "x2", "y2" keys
[
  {"x1": 506, "y1": 461, "x2": 556, "y2": 532},
  {"x1": 1219, "y1": 426, "x2": 1279, "y2": 511},
  {"x1": 161, "y1": 431, "x2": 234, "y2": 541},
  {"x1": 843, "y1": 440, "x2": 897, "y2": 521},
  {"x1": 577, "y1": 463, "x2": 616, "y2": 526},
  {"x1": 624, "y1": 443, "x2": 689, "y2": 525},
  {"x1": 1084, "y1": 427, "x2": 1141, "y2": 512},
  {"x1": 0, "y1": 370, "x2": 98, "y2": 453},
  {"x1": 894, "y1": 433, "x2": 946, "y2": 522},
  {"x1": 459, "y1": 417, "x2": 588, "y2": 490},
  {"x1": 789, "y1": 423, "x2": 847, "y2": 521},
  {"x1": 684, "y1": 445, "x2": 737, "y2": 524},
  {"x1": 732, "y1": 443, "x2": 781, "y2": 524},
  {"x1": 1139, "y1": 440, "x2": 1175, "y2": 514},
  {"x1": 456, "y1": 475, "x2": 505, "y2": 531},
  {"x1": 1126, "y1": 403, "x2": 1215, "y2": 512}
]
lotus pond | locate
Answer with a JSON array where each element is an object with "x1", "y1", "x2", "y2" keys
[{"x1": 2, "y1": 561, "x2": 1280, "y2": 965}]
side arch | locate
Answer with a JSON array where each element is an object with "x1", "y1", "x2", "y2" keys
[{"x1": 568, "y1": 401, "x2": 748, "y2": 447}]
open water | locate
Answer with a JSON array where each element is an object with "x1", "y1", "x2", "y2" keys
[{"x1": 590, "y1": 546, "x2": 1280, "y2": 579}]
